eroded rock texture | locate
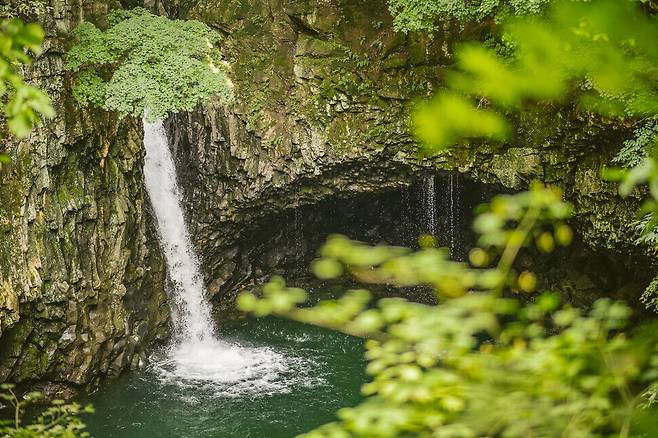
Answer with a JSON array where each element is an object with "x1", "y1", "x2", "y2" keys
[
  {"x1": 0, "y1": 1, "x2": 168, "y2": 394},
  {"x1": 166, "y1": 0, "x2": 652, "y2": 307}
]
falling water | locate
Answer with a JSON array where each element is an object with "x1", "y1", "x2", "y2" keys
[
  {"x1": 423, "y1": 174, "x2": 437, "y2": 236},
  {"x1": 449, "y1": 173, "x2": 455, "y2": 254},
  {"x1": 143, "y1": 118, "x2": 214, "y2": 343},
  {"x1": 143, "y1": 118, "x2": 314, "y2": 393}
]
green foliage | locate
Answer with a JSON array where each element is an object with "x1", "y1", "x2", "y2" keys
[
  {"x1": 387, "y1": 0, "x2": 550, "y2": 33},
  {"x1": 641, "y1": 275, "x2": 658, "y2": 312},
  {"x1": 67, "y1": 8, "x2": 233, "y2": 120},
  {"x1": 413, "y1": 93, "x2": 508, "y2": 148},
  {"x1": 413, "y1": 0, "x2": 658, "y2": 152},
  {"x1": 633, "y1": 214, "x2": 658, "y2": 246},
  {"x1": 239, "y1": 185, "x2": 658, "y2": 437},
  {"x1": 604, "y1": 157, "x2": 658, "y2": 250},
  {"x1": 0, "y1": 0, "x2": 51, "y2": 20},
  {"x1": 0, "y1": 385, "x2": 93, "y2": 437},
  {"x1": 613, "y1": 119, "x2": 658, "y2": 168},
  {"x1": 70, "y1": 71, "x2": 107, "y2": 109},
  {"x1": 0, "y1": 18, "x2": 53, "y2": 137}
]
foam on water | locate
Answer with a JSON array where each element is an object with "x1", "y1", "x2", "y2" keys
[
  {"x1": 149, "y1": 340, "x2": 326, "y2": 398},
  {"x1": 143, "y1": 117, "x2": 316, "y2": 394}
]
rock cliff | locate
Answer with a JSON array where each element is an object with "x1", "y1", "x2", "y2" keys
[
  {"x1": 0, "y1": 0, "x2": 168, "y2": 394},
  {"x1": 166, "y1": 0, "x2": 651, "y2": 306}
]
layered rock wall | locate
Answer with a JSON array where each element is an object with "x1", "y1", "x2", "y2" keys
[
  {"x1": 166, "y1": 0, "x2": 651, "y2": 306},
  {"x1": 0, "y1": 0, "x2": 168, "y2": 393}
]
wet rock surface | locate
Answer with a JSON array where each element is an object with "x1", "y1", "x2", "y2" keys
[
  {"x1": 0, "y1": 0, "x2": 169, "y2": 395},
  {"x1": 167, "y1": 0, "x2": 652, "y2": 308}
]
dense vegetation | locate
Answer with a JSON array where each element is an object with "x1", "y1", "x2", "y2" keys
[
  {"x1": 387, "y1": 0, "x2": 550, "y2": 32},
  {"x1": 0, "y1": 0, "x2": 51, "y2": 21},
  {"x1": 67, "y1": 8, "x2": 233, "y2": 120}
]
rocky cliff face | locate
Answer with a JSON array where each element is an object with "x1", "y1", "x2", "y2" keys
[
  {"x1": 165, "y1": 0, "x2": 472, "y2": 304},
  {"x1": 0, "y1": 0, "x2": 651, "y2": 393},
  {"x1": 165, "y1": 0, "x2": 651, "y2": 307},
  {"x1": 0, "y1": 1, "x2": 168, "y2": 394}
]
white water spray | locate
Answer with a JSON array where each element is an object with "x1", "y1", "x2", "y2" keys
[
  {"x1": 143, "y1": 119, "x2": 214, "y2": 343},
  {"x1": 143, "y1": 118, "x2": 316, "y2": 393}
]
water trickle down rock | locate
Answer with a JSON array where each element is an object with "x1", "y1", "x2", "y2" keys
[{"x1": 423, "y1": 174, "x2": 437, "y2": 237}]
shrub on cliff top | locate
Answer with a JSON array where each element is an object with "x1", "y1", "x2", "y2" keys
[
  {"x1": 387, "y1": 0, "x2": 551, "y2": 33},
  {"x1": 67, "y1": 8, "x2": 233, "y2": 120}
]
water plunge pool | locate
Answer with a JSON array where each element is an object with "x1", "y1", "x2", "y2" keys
[{"x1": 82, "y1": 304, "x2": 366, "y2": 437}]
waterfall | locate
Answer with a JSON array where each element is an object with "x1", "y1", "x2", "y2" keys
[
  {"x1": 449, "y1": 173, "x2": 455, "y2": 254},
  {"x1": 423, "y1": 174, "x2": 437, "y2": 236},
  {"x1": 143, "y1": 119, "x2": 214, "y2": 344},
  {"x1": 143, "y1": 118, "x2": 311, "y2": 393},
  {"x1": 447, "y1": 173, "x2": 463, "y2": 259}
]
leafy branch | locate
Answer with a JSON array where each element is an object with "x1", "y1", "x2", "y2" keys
[
  {"x1": 0, "y1": 18, "x2": 53, "y2": 136},
  {"x1": 0, "y1": 384, "x2": 93, "y2": 437},
  {"x1": 236, "y1": 182, "x2": 658, "y2": 436}
]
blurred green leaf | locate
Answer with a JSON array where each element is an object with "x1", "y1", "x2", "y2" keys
[
  {"x1": 0, "y1": 17, "x2": 52, "y2": 140},
  {"x1": 413, "y1": 93, "x2": 509, "y2": 151},
  {"x1": 312, "y1": 258, "x2": 344, "y2": 280}
]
